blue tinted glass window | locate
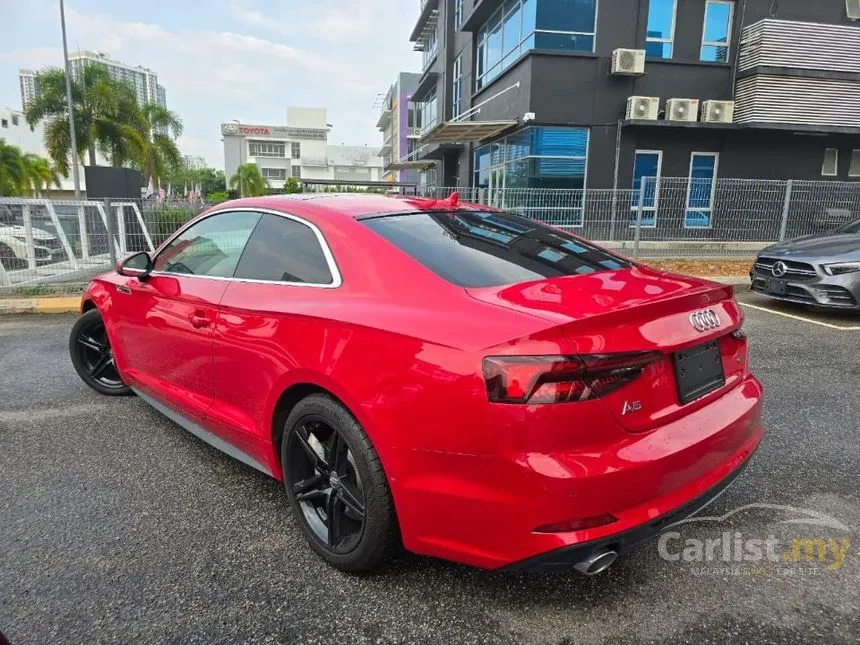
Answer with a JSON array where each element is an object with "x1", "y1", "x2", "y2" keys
[
  {"x1": 536, "y1": 0, "x2": 597, "y2": 33},
  {"x1": 476, "y1": 0, "x2": 591, "y2": 90},
  {"x1": 701, "y1": 1, "x2": 733, "y2": 63},
  {"x1": 632, "y1": 151, "x2": 661, "y2": 210},
  {"x1": 534, "y1": 32, "x2": 594, "y2": 52},
  {"x1": 473, "y1": 126, "x2": 589, "y2": 223},
  {"x1": 531, "y1": 127, "x2": 588, "y2": 157},
  {"x1": 502, "y1": 1, "x2": 523, "y2": 65},
  {"x1": 475, "y1": 145, "x2": 491, "y2": 188},
  {"x1": 522, "y1": 0, "x2": 536, "y2": 35},
  {"x1": 487, "y1": 11, "x2": 503, "y2": 71},
  {"x1": 505, "y1": 129, "x2": 531, "y2": 162},
  {"x1": 646, "y1": 0, "x2": 676, "y2": 59},
  {"x1": 686, "y1": 153, "x2": 718, "y2": 227}
]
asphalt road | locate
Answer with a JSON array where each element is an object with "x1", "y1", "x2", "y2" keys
[{"x1": 1, "y1": 302, "x2": 858, "y2": 645}]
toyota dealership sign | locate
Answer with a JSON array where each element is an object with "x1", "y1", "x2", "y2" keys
[{"x1": 221, "y1": 123, "x2": 326, "y2": 140}]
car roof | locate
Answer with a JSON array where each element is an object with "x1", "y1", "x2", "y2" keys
[{"x1": 214, "y1": 193, "x2": 483, "y2": 220}]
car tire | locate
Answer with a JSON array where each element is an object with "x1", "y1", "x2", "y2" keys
[
  {"x1": 281, "y1": 393, "x2": 400, "y2": 572},
  {"x1": 69, "y1": 309, "x2": 132, "y2": 396}
]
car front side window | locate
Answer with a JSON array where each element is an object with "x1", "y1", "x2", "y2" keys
[{"x1": 153, "y1": 211, "x2": 262, "y2": 278}]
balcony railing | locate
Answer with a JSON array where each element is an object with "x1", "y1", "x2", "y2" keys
[
  {"x1": 735, "y1": 19, "x2": 860, "y2": 129},
  {"x1": 410, "y1": 0, "x2": 439, "y2": 44}
]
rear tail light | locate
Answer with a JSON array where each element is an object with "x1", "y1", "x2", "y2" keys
[{"x1": 483, "y1": 351, "x2": 661, "y2": 404}]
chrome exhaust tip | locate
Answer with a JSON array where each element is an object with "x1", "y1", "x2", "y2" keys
[{"x1": 574, "y1": 550, "x2": 618, "y2": 576}]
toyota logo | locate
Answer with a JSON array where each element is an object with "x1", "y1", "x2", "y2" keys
[
  {"x1": 222, "y1": 123, "x2": 239, "y2": 135},
  {"x1": 772, "y1": 261, "x2": 788, "y2": 278},
  {"x1": 689, "y1": 309, "x2": 722, "y2": 333}
]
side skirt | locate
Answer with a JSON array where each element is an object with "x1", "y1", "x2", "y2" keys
[{"x1": 133, "y1": 388, "x2": 273, "y2": 477}]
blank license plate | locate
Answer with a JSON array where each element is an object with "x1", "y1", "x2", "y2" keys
[
  {"x1": 765, "y1": 278, "x2": 787, "y2": 295},
  {"x1": 674, "y1": 340, "x2": 726, "y2": 405}
]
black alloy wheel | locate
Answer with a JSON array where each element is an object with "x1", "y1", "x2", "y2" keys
[
  {"x1": 69, "y1": 309, "x2": 131, "y2": 396},
  {"x1": 287, "y1": 417, "x2": 367, "y2": 554},
  {"x1": 281, "y1": 394, "x2": 399, "y2": 572}
]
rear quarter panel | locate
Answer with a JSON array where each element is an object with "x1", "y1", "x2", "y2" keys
[{"x1": 211, "y1": 280, "x2": 566, "y2": 478}]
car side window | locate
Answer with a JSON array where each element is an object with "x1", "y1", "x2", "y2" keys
[
  {"x1": 153, "y1": 211, "x2": 262, "y2": 278},
  {"x1": 233, "y1": 213, "x2": 335, "y2": 285}
]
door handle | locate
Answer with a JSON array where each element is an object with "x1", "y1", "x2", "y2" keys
[{"x1": 190, "y1": 313, "x2": 210, "y2": 329}]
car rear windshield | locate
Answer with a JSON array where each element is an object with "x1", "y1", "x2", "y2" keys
[{"x1": 362, "y1": 210, "x2": 631, "y2": 288}]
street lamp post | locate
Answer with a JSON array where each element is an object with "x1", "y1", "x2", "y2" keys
[{"x1": 59, "y1": 0, "x2": 81, "y2": 200}]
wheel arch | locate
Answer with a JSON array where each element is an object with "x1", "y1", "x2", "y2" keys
[{"x1": 267, "y1": 375, "x2": 389, "y2": 484}]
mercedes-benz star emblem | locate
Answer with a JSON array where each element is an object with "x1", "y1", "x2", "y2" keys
[
  {"x1": 689, "y1": 309, "x2": 722, "y2": 333},
  {"x1": 772, "y1": 261, "x2": 788, "y2": 278}
]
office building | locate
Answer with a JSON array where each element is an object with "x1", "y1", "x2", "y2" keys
[
  {"x1": 20, "y1": 51, "x2": 167, "y2": 112},
  {"x1": 222, "y1": 107, "x2": 384, "y2": 187},
  {"x1": 406, "y1": 0, "x2": 860, "y2": 209},
  {"x1": 376, "y1": 72, "x2": 423, "y2": 185}
]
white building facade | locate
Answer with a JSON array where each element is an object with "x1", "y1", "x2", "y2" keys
[
  {"x1": 222, "y1": 108, "x2": 383, "y2": 189},
  {"x1": 19, "y1": 51, "x2": 167, "y2": 112}
]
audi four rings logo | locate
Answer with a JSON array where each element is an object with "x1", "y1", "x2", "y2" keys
[
  {"x1": 772, "y1": 261, "x2": 788, "y2": 277},
  {"x1": 689, "y1": 309, "x2": 722, "y2": 333}
]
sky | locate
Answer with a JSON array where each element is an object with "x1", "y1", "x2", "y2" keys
[{"x1": 0, "y1": 0, "x2": 421, "y2": 169}]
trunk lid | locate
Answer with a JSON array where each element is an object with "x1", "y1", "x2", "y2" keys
[{"x1": 467, "y1": 266, "x2": 748, "y2": 433}]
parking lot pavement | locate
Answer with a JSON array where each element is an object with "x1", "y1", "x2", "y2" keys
[{"x1": 1, "y1": 312, "x2": 857, "y2": 645}]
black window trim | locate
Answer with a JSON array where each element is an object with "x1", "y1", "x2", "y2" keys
[{"x1": 150, "y1": 207, "x2": 342, "y2": 288}]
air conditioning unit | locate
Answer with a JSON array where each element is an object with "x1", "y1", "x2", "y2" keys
[
  {"x1": 847, "y1": 0, "x2": 860, "y2": 21},
  {"x1": 611, "y1": 48, "x2": 646, "y2": 76},
  {"x1": 626, "y1": 96, "x2": 660, "y2": 120},
  {"x1": 665, "y1": 98, "x2": 700, "y2": 122},
  {"x1": 701, "y1": 100, "x2": 735, "y2": 123}
]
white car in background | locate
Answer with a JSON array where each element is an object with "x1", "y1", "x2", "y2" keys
[{"x1": 0, "y1": 205, "x2": 64, "y2": 270}]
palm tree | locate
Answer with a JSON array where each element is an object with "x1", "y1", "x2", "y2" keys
[
  {"x1": 229, "y1": 163, "x2": 269, "y2": 197},
  {"x1": 124, "y1": 103, "x2": 183, "y2": 185},
  {"x1": 0, "y1": 140, "x2": 26, "y2": 196},
  {"x1": 24, "y1": 64, "x2": 140, "y2": 176},
  {"x1": 22, "y1": 154, "x2": 61, "y2": 195}
]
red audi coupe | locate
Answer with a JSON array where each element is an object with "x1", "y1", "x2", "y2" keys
[{"x1": 70, "y1": 194, "x2": 763, "y2": 574}]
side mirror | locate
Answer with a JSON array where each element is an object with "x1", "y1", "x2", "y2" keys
[{"x1": 117, "y1": 251, "x2": 152, "y2": 279}]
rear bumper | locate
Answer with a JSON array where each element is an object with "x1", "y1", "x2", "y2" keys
[
  {"x1": 394, "y1": 376, "x2": 764, "y2": 570},
  {"x1": 503, "y1": 452, "x2": 751, "y2": 571}
]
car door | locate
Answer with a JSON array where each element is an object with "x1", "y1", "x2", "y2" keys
[
  {"x1": 206, "y1": 211, "x2": 341, "y2": 466},
  {"x1": 114, "y1": 210, "x2": 262, "y2": 420}
]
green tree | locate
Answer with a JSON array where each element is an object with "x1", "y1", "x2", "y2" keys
[
  {"x1": 0, "y1": 140, "x2": 25, "y2": 196},
  {"x1": 24, "y1": 64, "x2": 141, "y2": 176},
  {"x1": 283, "y1": 177, "x2": 303, "y2": 194},
  {"x1": 170, "y1": 166, "x2": 226, "y2": 196},
  {"x1": 124, "y1": 103, "x2": 184, "y2": 184},
  {"x1": 229, "y1": 163, "x2": 269, "y2": 197},
  {"x1": 22, "y1": 154, "x2": 61, "y2": 195},
  {"x1": 0, "y1": 142, "x2": 59, "y2": 196}
]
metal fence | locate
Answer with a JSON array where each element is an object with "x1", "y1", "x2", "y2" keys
[
  {"x1": 0, "y1": 198, "x2": 211, "y2": 291},
  {"x1": 423, "y1": 178, "x2": 860, "y2": 259},
  {"x1": 1, "y1": 178, "x2": 858, "y2": 289}
]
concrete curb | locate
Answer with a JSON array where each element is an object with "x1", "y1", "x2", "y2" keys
[
  {"x1": 703, "y1": 276, "x2": 750, "y2": 287},
  {"x1": 0, "y1": 296, "x2": 81, "y2": 315}
]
